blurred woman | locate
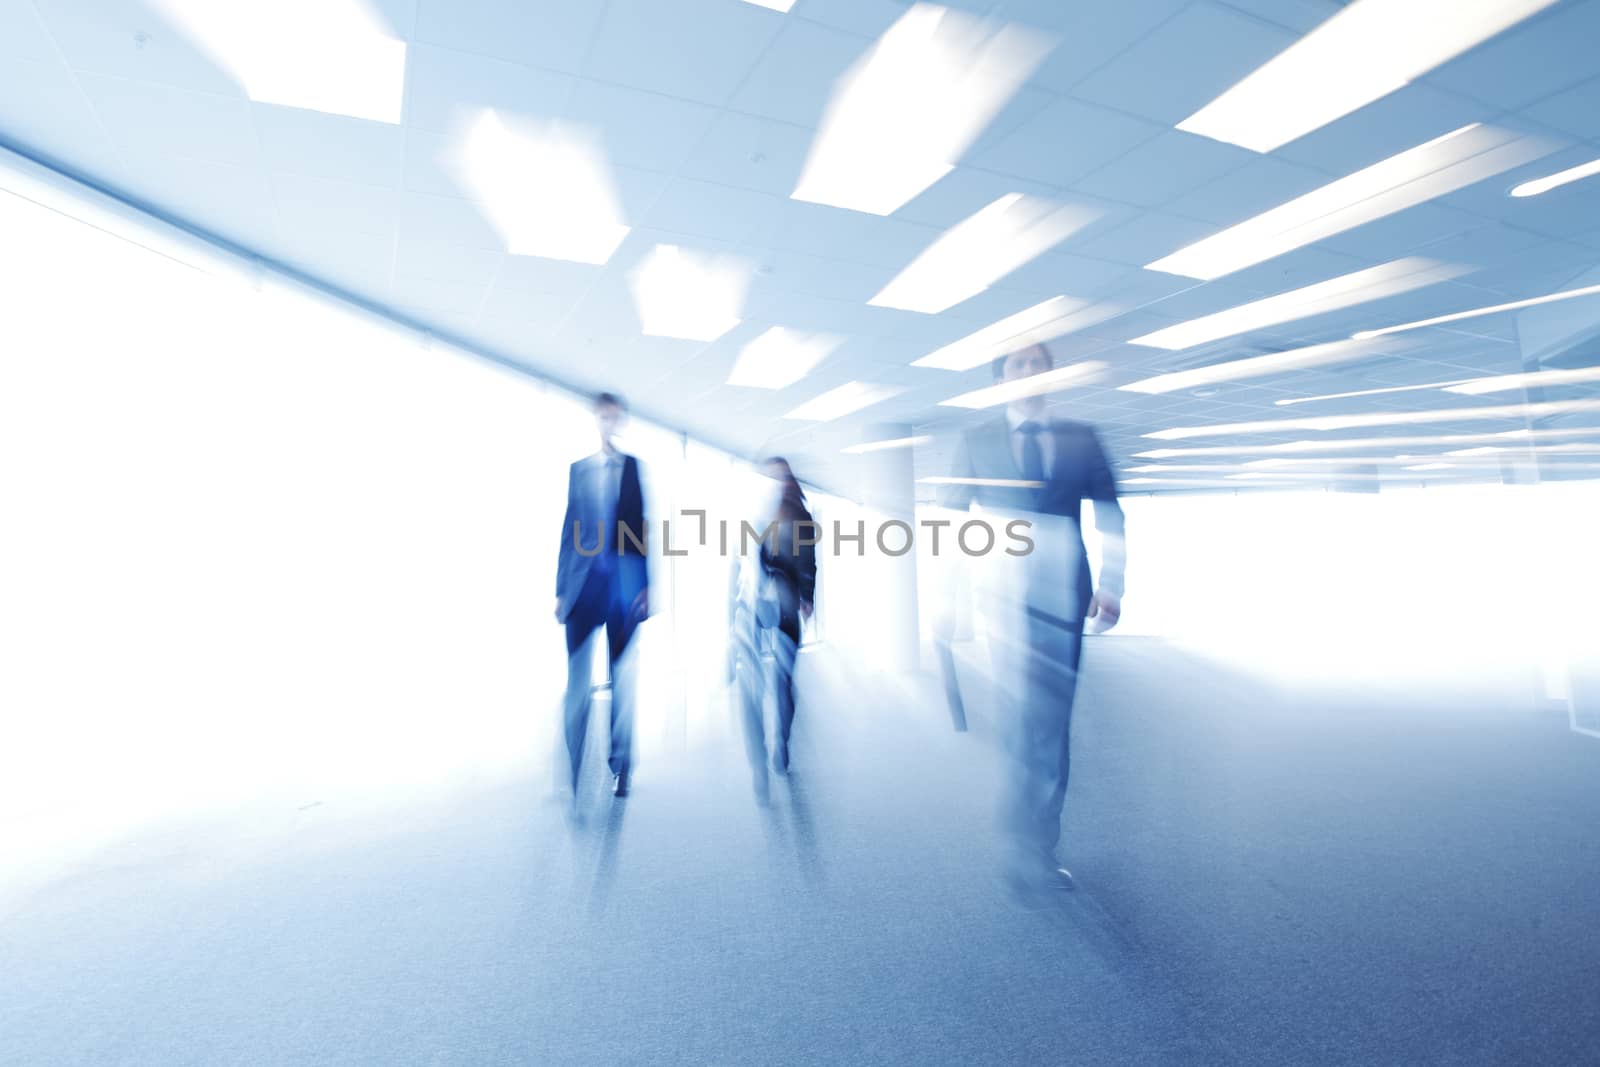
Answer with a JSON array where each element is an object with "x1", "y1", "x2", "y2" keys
[{"x1": 757, "y1": 457, "x2": 816, "y2": 775}]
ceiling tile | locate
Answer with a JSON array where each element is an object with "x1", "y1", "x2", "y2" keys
[
  {"x1": 270, "y1": 172, "x2": 398, "y2": 238},
  {"x1": 498, "y1": 255, "x2": 603, "y2": 300},
  {"x1": 967, "y1": 96, "x2": 1161, "y2": 185},
  {"x1": 729, "y1": 16, "x2": 866, "y2": 128},
  {"x1": 0, "y1": 0, "x2": 59, "y2": 62},
  {"x1": 0, "y1": 58, "x2": 123, "y2": 177},
  {"x1": 31, "y1": 0, "x2": 239, "y2": 94},
  {"x1": 1071, "y1": 130, "x2": 1257, "y2": 208},
  {"x1": 80, "y1": 73, "x2": 258, "y2": 166},
  {"x1": 1426, "y1": 0, "x2": 1600, "y2": 112},
  {"x1": 790, "y1": 0, "x2": 905, "y2": 39},
  {"x1": 252, "y1": 104, "x2": 404, "y2": 186},
  {"x1": 1068, "y1": 212, "x2": 1220, "y2": 268},
  {"x1": 678, "y1": 111, "x2": 812, "y2": 195},
  {"x1": 1016, "y1": 0, "x2": 1188, "y2": 93},
  {"x1": 1521, "y1": 75, "x2": 1600, "y2": 141},
  {"x1": 115, "y1": 151, "x2": 279, "y2": 250},
  {"x1": 1209, "y1": 0, "x2": 1341, "y2": 33},
  {"x1": 396, "y1": 190, "x2": 501, "y2": 249},
  {"x1": 567, "y1": 79, "x2": 720, "y2": 172},
  {"x1": 759, "y1": 199, "x2": 940, "y2": 269},
  {"x1": 393, "y1": 237, "x2": 502, "y2": 285},
  {"x1": 642, "y1": 178, "x2": 786, "y2": 245},
  {"x1": 1069, "y1": 1, "x2": 1296, "y2": 126},
  {"x1": 268, "y1": 228, "x2": 395, "y2": 297},
  {"x1": 404, "y1": 43, "x2": 575, "y2": 134},
  {"x1": 584, "y1": 0, "x2": 784, "y2": 106},
  {"x1": 412, "y1": 0, "x2": 608, "y2": 76},
  {"x1": 1165, "y1": 156, "x2": 1332, "y2": 226},
  {"x1": 1271, "y1": 83, "x2": 1491, "y2": 175},
  {"x1": 392, "y1": 274, "x2": 485, "y2": 316}
]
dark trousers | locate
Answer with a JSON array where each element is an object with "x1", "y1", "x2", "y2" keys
[
  {"x1": 1003, "y1": 612, "x2": 1085, "y2": 866},
  {"x1": 772, "y1": 613, "x2": 800, "y2": 767},
  {"x1": 563, "y1": 564, "x2": 638, "y2": 790}
]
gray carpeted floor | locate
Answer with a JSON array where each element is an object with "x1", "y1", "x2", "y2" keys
[{"x1": 5, "y1": 639, "x2": 1599, "y2": 1065}]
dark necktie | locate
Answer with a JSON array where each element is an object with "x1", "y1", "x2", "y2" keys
[{"x1": 1017, "y1": 420, "x2": 1044, "y2": 484}]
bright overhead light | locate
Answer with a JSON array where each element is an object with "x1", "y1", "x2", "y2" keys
[
  {"x1": 1352, "y1": 282, "x2": 1600, "y2": 339},
  {"x1": 843, "y1": 435, "x2": 931, "y2": 454},
  {"x1": 870, "y1": 194, "x2": 1098, "y2": 314},
  {"x1": 1445, "y1": 364, "x2": 1600, "y2": 395},
  {"x1": 727, "y1": 327, "x2": 842, "y2": 389},
  {"x1": 911, "y1": 296, "x2": 1118, "y2": 371},
  {"x1": 1510, "y1": 157, "x2": 1600, "y2": 198},
  {"x1": 1445, "y1": 446, "x2": 1502, "y2": 456},
  {"x1": 784, "y1": 381, "x2": 903, "y2": 421},
  {"x1": 1144, "y1": 398, "x2": 1600, "y2": 440},
  {"x1": 1275, "y1": 377, "x2": 1473, "y2": 405},
  {"x1": 1129, "y1": 258, "x2": 1462, "y2": 350},
  {"x1": 1148, "y1": 125, "x2": 1554, "y2": 280},
  {"x1": 629, "y1": 245, "x2": 750, "y2": 342},
  {"x1": 458, "y1": 111, "x2": 631, "y2": 265},
  {"x1": 793, "y1": 4, "x2": 1054, "y2": 215},
  {"x1": 736, "y1": 0, "x2": 796, "y2": 11},
  {"x1": 153, "y1": 0, "x2": 406, "y2": 123},
  {"x1": 920, "y1": 476, "x2": 1045, "y2": 488},
  {"x1": 1404, "y1": 463, "x2": 1455, "y2": 471},
  {"x1": 1177, "y1": 0, "x2": 1557, "y2": 153},
  {"x1": 1120, "y1": 337, "x2": 1399, "y2": 394},
  {"x1": 1134, "y1": 426, "x2": 1600, "y2": 458},
  {"x1": 939, "y1": 360, "x2": 1107, "y2": 409}
]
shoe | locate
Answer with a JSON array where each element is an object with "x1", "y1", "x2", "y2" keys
[
  {"x1": 1045, "y1": 865, "x2": 1075, "y2": 891},
  {"x1": 612, "y1": 770, "x2": 629, "y2": 798}
]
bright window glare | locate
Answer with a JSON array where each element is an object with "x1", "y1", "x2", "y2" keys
[
  {"x1": 793, "y1": 3, "x2": 1054, "y2": 215},
  {"x1": 870, "y1": 194, "x2": 1097, "y2": 314},
  {"x1": 629, "y1": 244, "x2": 750, "y2": 342},
  {"x1": 457, "y1": 110, "x2": 631, "y2": 265},
  {"x1": 153, "y1": 0, "x2": 406, "y2": 123},
  {"x1": 1178, "y1": 0, "x2": 1557, "y2": 152}
]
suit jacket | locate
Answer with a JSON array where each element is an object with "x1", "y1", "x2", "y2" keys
[
  {"x1": 555, "y1": 452, "x2": 648, "y2": 623},
  {"x1": 942, "y1": 417, "x2": 1123, "y2": 622}
]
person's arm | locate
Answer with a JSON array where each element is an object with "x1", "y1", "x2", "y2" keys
[
  {"x1": 1083, "y1": 428, "x2": 1125, "y2": 627},
  {"x1": 797, "y1": 516, "x2": 818, "y2": 616},
  {"x1": 629, "y1": 456, "x2": 651, "y2": 620},
  {"x1": 555, "y1": 463, "x2": 576, "y2": 621}
]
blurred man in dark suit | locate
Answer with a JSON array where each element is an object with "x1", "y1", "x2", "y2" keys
[
  {"x1": 556, "y1": 392, "x2": 649, "y2": 799},
  {"x1": 941, "y1": 344, "x2": 1125, "y2": 896}
]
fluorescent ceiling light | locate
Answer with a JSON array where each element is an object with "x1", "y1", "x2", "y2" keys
[
  {"x1": 1275, "y1": 377, "x2": 1473, "y2": 405},
  {"x1": 727, "y1": 327, "x2": 841, "y2": 388},
  {"x1": 1352, "y1": 282, "x2": 1600, "y2": 339},
  {"x1": 871, "y1": 194, "x2": 1098, "y2": 314},
  {"x1": 1130, "y1": 258, "x2": 1462, "y2": 350},
  {"x1": 793, "y1": 4, "x2": 1054, "y2": 215},
  {"x1": 1144, "y1": 398, "x2": 1600, "y2": 440},
  {"x1": 1177, "y1": 0, "x2": 1557, "y2": 152},
  {"x1": 912, "y1": 296, "x2": 1118, "y2": 371},
  {"x1": 1446, "y1": 442, "x2": 1600, "y2": 457},
  {"x1": 1445, "y1": 446, "x2": 1501, "y2": 456},
  {"x1": 1404, "y1": 463, "x2": 1455, "y2": 471},
  {"x1": 153, "y1": 0, "x2": 406, "y2": 123},
  {"x1": 1120, "y1": 337, "x2": 1399, "y2": 394},
  {"x1": 458, "y1": 111, "x2": 630, "y2": 265},
  {"x1": 1510, "y1": 157, "x2": 1600, "y2": 198},
  {"x1": 737, "y1": 0, "x2": 796, "y2": 10},
  {"x1": 784, "y1": 381, "x2": 903, "y2": 421},
  {"x1": 1445, "y1": 364, "x2": 1600, "y2": 395},
  {"x1": 1149, "y1": 125, "x2": 1554, "y2": 280},
  {"x1": 1134, "y1": 427, "x2": 1600, "y2": 458},
  {"x1": 843, "y1": 435, "x2": 931, "y2": 454},
  {"x1": 629, "y1": 245, "x2": 750, "y2": 342},
  {"x1": 920, "y1": 476, "x2": 1044, "y2": 488},
  {"x1": 939, "y1": 360, "x2": 1107, "y2": 409}
]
